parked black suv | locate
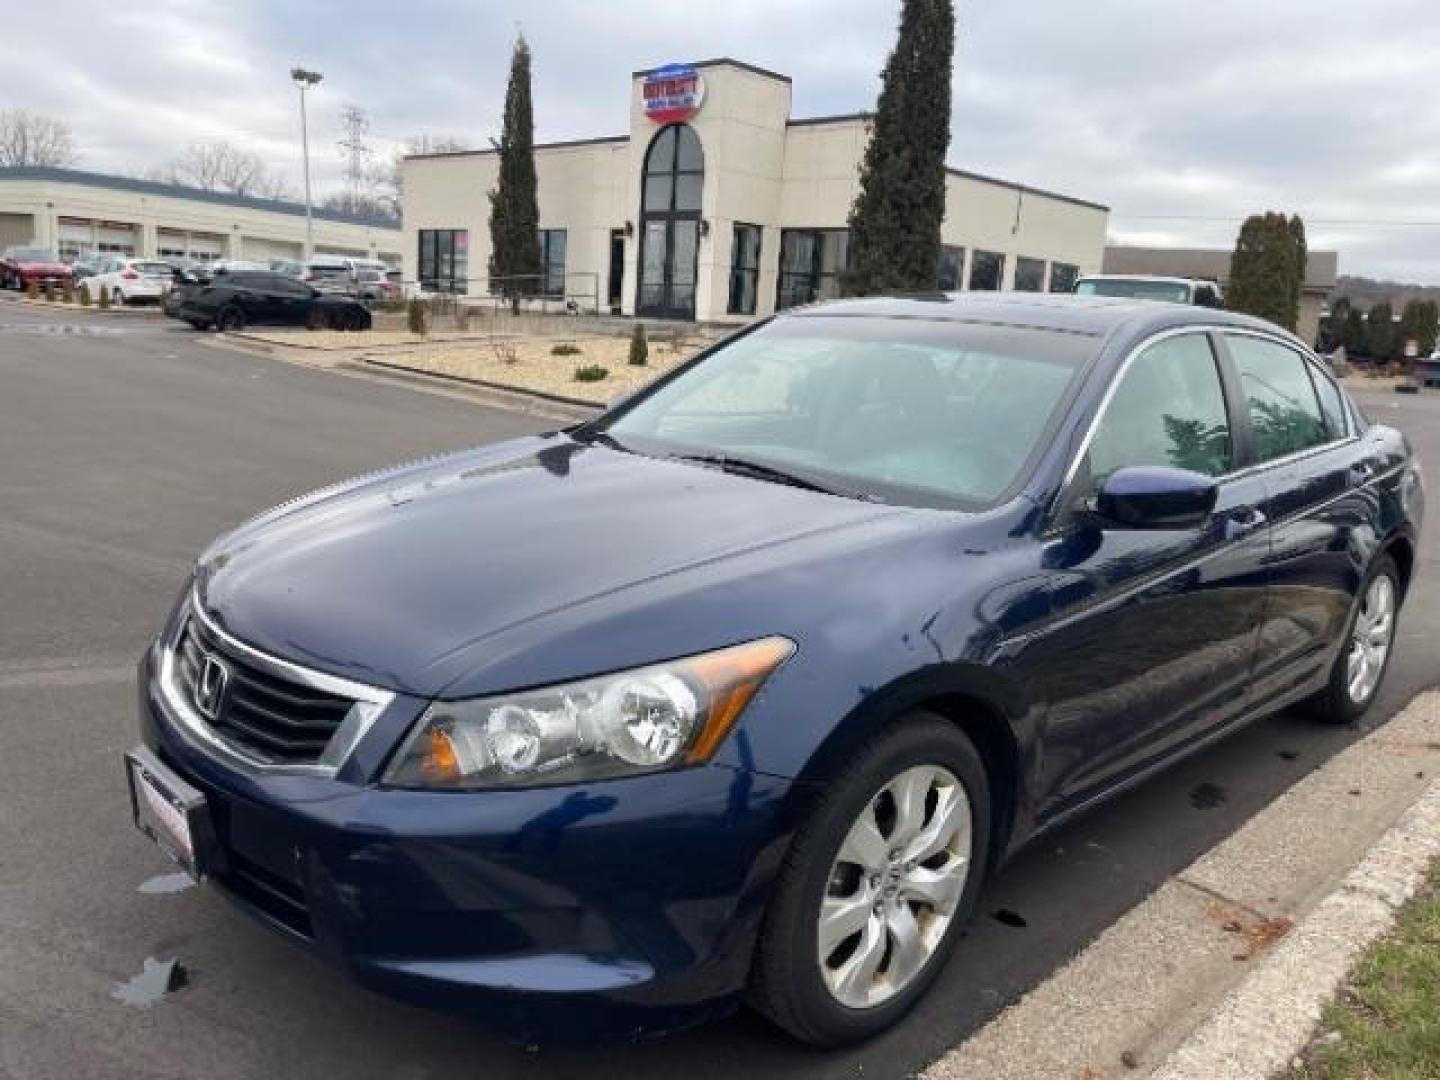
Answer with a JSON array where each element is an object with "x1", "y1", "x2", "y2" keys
[{"x1": 171, "y1": 270, "x2": 372, "y2": 332}]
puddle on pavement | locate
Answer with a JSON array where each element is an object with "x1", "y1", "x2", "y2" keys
[
  {"x1": 992, "y1": 909, "x2": 1028, "y2": 928},
  {"x1": 1189, "y1": 782, "x2": 1228, "y2": 809},
  {"x1": 139, "y1": 872, "x2": 196, "y2": 895},
  {"x1": 112, "y1": 957, "x2": 188, "y2": 1008}
]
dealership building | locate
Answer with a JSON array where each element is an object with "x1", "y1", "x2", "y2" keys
[
  {"x1": 402, "y1": 59, "x2": 1109, "y2": 323},
  {"x1": 0, "y1": 166, "x2": 401, "y2": 266}
]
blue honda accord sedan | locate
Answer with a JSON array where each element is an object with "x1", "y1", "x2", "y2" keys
[{"x1": 126, "y1": 294, "x2": 1423, "y2": 1046}]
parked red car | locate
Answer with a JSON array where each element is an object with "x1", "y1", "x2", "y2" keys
[{"x1": 1, "y1": 246, "x2": 74, "y2": 291}]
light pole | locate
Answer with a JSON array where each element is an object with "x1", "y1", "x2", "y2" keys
[{"x1": 291, "y1": 66, "x2": 323, "y2": 262}]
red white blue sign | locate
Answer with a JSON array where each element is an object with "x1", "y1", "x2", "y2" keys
[{"x1": 643, "y1": 64, "x2": 706, "y2": 124}]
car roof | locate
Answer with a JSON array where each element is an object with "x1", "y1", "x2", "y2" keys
[{"x1": 784, "y1": 292, "x2": 1303, "y2": 349}]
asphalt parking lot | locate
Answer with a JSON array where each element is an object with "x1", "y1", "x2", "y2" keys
[{"x1": 1, "y1": 300, "x2": 1437, "y2": 1080}]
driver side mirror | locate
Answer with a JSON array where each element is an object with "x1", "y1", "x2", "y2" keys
[{"x1": 1095, "y1": 466, "x2": 1218, "y2": 529}]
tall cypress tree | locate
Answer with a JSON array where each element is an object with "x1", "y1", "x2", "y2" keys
[
  {"x1": 842, "y1": 0, "x2": 955, "y2": 296},
  {"x1": 489, "y1": 35, "x2": 541, "y2": 311},
  {"x1": 1227, "y1": 211, "x2": 1303, "y2": 332},
  {"x1": 1288, "y1": 215, "x2": 1308, "y2": 331}
]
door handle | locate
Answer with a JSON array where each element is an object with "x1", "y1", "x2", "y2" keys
[{"x1": 1224, "y1": 506, "x2": 1267, "y2": 540}]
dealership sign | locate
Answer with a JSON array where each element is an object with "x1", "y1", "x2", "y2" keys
[{"x1": 643, "y1": 64, "x2": 706, "y2": 124}]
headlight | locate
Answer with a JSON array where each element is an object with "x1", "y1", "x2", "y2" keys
[{"x1": 383, "y1": 637, "x2": 794, "y2": 789}]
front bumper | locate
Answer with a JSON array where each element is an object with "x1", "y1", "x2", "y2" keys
[{"x1": 135, "y1": 646, "x2": 797, "y2": 1042}]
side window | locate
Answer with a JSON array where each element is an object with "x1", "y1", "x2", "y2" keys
[
  {"x1": 1306, "y1": 362, "x2": 1348, "y2": 438},
  {"x1": 1086, "y1": 333, "x2": 1232, "y2": 488},
  {"x1": 1227, "y1": 336, "x2": 1330, "y2": 463}
]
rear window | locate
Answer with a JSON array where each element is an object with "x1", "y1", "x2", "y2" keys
[{"x1": 1075, "y1": 279, "x2": 1194, "y2": 303}]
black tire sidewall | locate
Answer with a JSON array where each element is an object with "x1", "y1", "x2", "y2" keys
[
  {"x1": 218, "y1": 307, "x2": 244, "y2": 332},
  {"x1": 753, "y1": 715, "x2": 991, "y2": 1046}
]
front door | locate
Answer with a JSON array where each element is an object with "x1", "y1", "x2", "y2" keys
[
  {"x1": 637, "y1": 123, "x2": 704, "y2": 320},
  {"x1": 1015, "y1": 331, "x2": 1271, "y2": 819}
]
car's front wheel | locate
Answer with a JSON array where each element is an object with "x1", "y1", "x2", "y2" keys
[
  {"x1": 1308, "y1": 552, "x2": 1401, "y2": 723},
  {"x1": 215, "y1": 306, "x2": 246, "y2": 332},
  {"x1": 749, "y1": 714, "x2": 990, "y2": 1046}
]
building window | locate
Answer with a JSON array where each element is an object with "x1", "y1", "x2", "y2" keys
[
  {"x1": 938, "y1": 245, "x2": 966, "y2": 291},
  {"x1": 969, "y1": 250, "x2": 1005, "y2": 291},
  {"x1": 418, "y1": 229, "x2": 468, "y2": 293},
  {"x1": 538, "y1": 229, "x2": 567, "y2": 297},
  {"x1": 1049, "y1": 262, "x2": 1080, "y2": 293},
  {"x1": 728, "y1": 223, "x2": 762, "y2": 316},
  {"x1": 777, "y1": 229, "x2": 849, "y2": 310},
  {"x1": 1014, "y1": 257, "x2": 1046, "y2": 292}
]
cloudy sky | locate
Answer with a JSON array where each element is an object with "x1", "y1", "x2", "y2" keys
[{"x1": 5, "y1": 0, "x2": 1440, "y2": 281}]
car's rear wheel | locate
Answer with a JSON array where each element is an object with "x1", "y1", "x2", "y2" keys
[
  {"x1": 748, "y1": 714, "x2": 990, "y2": 1046},
  {"x1": 215, "y1": 306, "x2": 245, "y2": 332},
  {"x1": 1307, "y1": 553, "x2": 1400, "y2": 724}
]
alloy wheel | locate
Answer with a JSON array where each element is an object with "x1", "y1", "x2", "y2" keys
[
  {"x1": 1347, "y1": 574, "x2": 1396, "y2": 704},
  {"x1": 817, "y1": 765, "x2": 972, "y2": 1009}
]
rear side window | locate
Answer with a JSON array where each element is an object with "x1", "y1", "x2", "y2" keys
[
  {"x1": 1086, "y1": 332, "x2": 1232, "y2": 487},
  {"x1": 1227, "y1": 335, "x2": 1330, "y2": 463},
  {"x1": 1307, "y1": 363, "x2": 1348, "y2": 438}
]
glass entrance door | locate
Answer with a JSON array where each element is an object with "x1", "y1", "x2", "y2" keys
[{"x1": 637, "y1": 124, "x2": 704, "y2": 320}]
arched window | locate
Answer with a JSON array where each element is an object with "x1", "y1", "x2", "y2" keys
[{"x1": 638, "y1": 124, "x2": 704, "y2": 318}]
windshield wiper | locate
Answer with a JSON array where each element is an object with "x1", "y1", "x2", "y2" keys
[
  {"x1": 574, "y1": 429, "x2": 631, "y2": 453},
  {"x1": 674, "y1": 452, "x2": 877, "y2": 501}
]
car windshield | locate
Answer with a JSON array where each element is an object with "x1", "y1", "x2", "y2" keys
[
  {"x1": 8, "y1": 247, "x2": 54, "y2": 261},
  {"x1": 1075, "y1": 279, "x2": 1193, "y2": 303},
  {"x1": 600, "y1": 316, "x2": 1094, "y2": 509},
  {"x1": 135, "y1": 262, "x2": 173, "y2": 275}
]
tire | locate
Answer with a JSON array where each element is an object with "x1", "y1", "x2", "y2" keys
[
  {"x1": 748, "y1": 714, "x2": 991, "y2": 1046},
  {"x1": 1306, "y1": 553, "x2": 1401, "y2": 724},
  {"x1": 306, "y1": 307, "x2": 330, "y2": 331},
  {"x1": 186, "y1": 319, "x2": 210, "y2": 330},
  {"x1": 215, "y1": 306, "x2": 245, "y2": 332}
]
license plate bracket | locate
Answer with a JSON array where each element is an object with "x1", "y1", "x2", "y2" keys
[{"x1": 124, "y1": 746, "x2": 222, "y2": 881}]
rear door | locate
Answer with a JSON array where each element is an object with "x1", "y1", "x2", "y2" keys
[
  {"x1": 1025, "y1": 330, "x2": 1271, "y2": 815},
  {"x1": 1218, "y1": 332, "x2": 1376, "y2": 710}
]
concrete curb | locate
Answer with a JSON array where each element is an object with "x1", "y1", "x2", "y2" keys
[
  {"x1": 923, "y1": 691, "x2": 1440, "y2": 1080},
  {"x1": 1154, "y1": 776, "x2": 1440, "y2": 1080}
]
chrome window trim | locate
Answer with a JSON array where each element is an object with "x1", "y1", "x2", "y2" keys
[
  {"x1": 1054, "y1": 324, "x2": 1360, "y2": 514},
  {"x1": 154, "y1": 589, "x2": 395, "y2": 777}
]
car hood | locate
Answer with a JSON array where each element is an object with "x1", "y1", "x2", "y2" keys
[{"x1": 195, "y1": 435, "x2": 902, "y2": 697}]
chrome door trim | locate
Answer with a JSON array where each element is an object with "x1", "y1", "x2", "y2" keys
[{"x1": 1053, "y1": 323, "x2": 1362, "y2": 515}]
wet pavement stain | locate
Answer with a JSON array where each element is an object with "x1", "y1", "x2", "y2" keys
[
  {"x1": 138, "y1": 872, "x2": 195, "y2": 895},
  {"x1": 112, "y1": 957, "x2": 188, "y2": 1008},
  {"x1": 1189, "y1": 782, "x2": 1228, "y2": 809}
]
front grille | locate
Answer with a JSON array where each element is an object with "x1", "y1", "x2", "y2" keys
[{"x1": 174, "y1": 616, "x2": 356, "y2": 765}]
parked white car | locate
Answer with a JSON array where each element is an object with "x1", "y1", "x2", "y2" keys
[{"x1": 86, "y1": 258, "x2": 176, "y2": 304}]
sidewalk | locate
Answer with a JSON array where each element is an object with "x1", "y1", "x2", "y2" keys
[{"x1": 924, "y1": 691, "x2": 1440, "y2": 1080}]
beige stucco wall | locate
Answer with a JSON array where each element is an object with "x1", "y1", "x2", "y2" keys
[
  {"x1": 402, "y1": 59, "x2": 1109, "y2": 322},
  {"x1": 0, "y1": 177, "x2": 401, "y2": 263}
]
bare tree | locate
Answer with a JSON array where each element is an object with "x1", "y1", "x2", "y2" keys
[
  {"x1": 0, "y1": 110, "x2": 79, "y2": 167},
  {"x1": 156, "y1": 141, "x2": 293, "y2": 200}
]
